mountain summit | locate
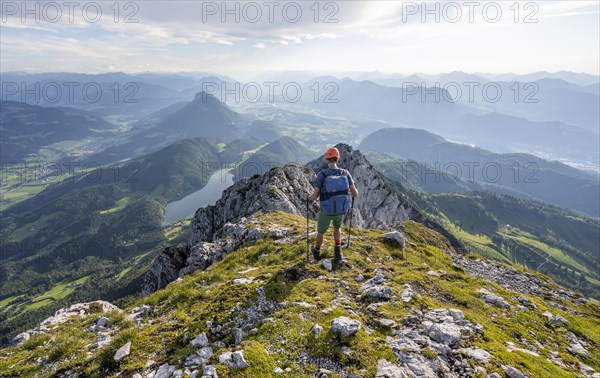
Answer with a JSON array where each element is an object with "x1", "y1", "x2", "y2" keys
[
  {"x1": 156, "y1": 92, "x2": 241, "y2": 141},
  {"x1": 143, "y1": 144, "x2": 442, "y2": 294}
]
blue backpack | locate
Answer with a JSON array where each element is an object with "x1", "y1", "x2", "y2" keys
[{"x1": 320, "y1": 171, "x2": 350, "y2": 216}]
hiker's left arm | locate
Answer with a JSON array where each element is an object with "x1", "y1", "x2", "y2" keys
[{"x1": 347, "y1": 172, "x2": 358, "y2": 197}]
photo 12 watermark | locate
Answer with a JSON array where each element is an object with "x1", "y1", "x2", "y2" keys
[
  {"x1": 200, "y1": 80, "x2": 339, "y2": 104},
  {"x1": 198, "y1": 1, "x2": 340, "y2": 23},
  {"x1": 1, "y1": 81, "x2": 140, "y2": 104},
  {"x1": 1, "y1": 1, "x2": 140, "y2": 24},
  {"x1": 401, "y1": 1, "x2": 539, "y2": 24},
  {"x1": 401, "y1": 81, "x2": 539, "y2": 104},
  {"x1": 381, "y1": 160, "x2": 540, "y2": 184}
]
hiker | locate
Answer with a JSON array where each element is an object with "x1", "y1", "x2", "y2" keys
[{"x1": 304, "y1": 147, "x2": 359, "y2": 264}]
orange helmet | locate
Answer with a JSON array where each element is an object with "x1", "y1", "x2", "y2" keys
[{"x1": 325, "y1": 147, "x2": 340, "y2": 159}]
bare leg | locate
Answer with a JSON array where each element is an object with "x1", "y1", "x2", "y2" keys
[
  {"x1": 315, "y1": 233, "x2": 324, "y2": 249},
  {"x1": 333, "y1": 227, "x2": 341, "y2": 242}
]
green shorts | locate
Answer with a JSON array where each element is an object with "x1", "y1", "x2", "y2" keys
[{"x1": 317, "y1": 211, "x2": 344, "y2": 234}]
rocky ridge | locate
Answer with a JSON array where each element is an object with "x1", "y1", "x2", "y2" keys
[{"x1": 144, "y1": 145, "x2": 430, "y2": 295}]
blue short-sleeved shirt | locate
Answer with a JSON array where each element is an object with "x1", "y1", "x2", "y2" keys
[{"x1": 314, "y1": 168, "x2": 354, "y2": 201}]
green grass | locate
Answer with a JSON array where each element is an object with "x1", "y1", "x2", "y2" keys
[
  {"x1": 23, "y1": 276, "x2": 91, "y2": 311},
  {"x1": 115, "y1": 267, "x2": 133, "y2": 282},
  {"x1": 442, "y1": 218, "x2": 512, "y2": 264},
  {"x1": 501, "y1": 228, "x2": 591, "y2": 274},
  {"x1": 240, "y1": 144, "x2": 268, "y2": 161},
  {"x1": 99, "y1": 197, "x2": 131, "y2": 215},
  {"x1": 0, "y1": 295, "x2": 25, "y2": 309}
]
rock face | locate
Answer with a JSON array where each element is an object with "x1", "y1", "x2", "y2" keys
[
  {"x1": 190, "y1": 165, "x2": 318, "y2": 246},
  {"x1": 307, "y1": 144, "x2": 417, "y2": 229},
  {"x1": 143, "y1": 222, "x2": 262, "y2": 294}
]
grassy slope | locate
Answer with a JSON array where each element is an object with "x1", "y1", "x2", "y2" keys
[
  {"x1": 429, "y1": 193, "x2": 600, "y2": 300},
  {"x1": 1, "y1": 211, "x2": 598, "y2": 377},
  {"x1": 0, "y1": 138, "x2": 265, "y2": 343}
]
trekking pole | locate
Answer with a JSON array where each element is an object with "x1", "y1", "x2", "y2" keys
[
  {"x1": 347, "y1": 197, "x2": 355, "y2": 248},
  {"x1": 306, "y1": 197, "x2": 310, "y2": 261}
]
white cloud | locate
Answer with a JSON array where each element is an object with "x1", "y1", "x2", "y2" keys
[{"x1": 1, "y1": 1, "x2": 598, "y2": 75}]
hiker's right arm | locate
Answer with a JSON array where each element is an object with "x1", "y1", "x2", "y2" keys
[
  {"x1": 305, "y1": 188, "x2": 320, "y2": 201},
  {"x1": 350, "y1": 185, "x2": 359, "y2": 198}
]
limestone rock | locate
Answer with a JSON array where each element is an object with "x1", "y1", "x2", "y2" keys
[
  {"x1": 190, "y1": 332, "x2": 209, "y2": 348},
  {"x1": 502, "y1": 365, "x2": 525, "y2": 378},
  {"x1": 427, "y1": 323, "x2": 461, "y2": 346},
  {"x1": 113, "y1": 341, "x2": 131, "y2": 362},
  {"x1": 331, "y1": 316, "x2": 361, "y2": 337},
  {"x1": 461, "y1": 347, "x2": 493, "y2": 363},
  {"x1": 543, "y1": 311, "x2": 568, "y2": 327},
  {"x1": 478, "y1": 288, "x2": 510, "y2": 309},
  {"x1": 381, "y1": 231, "x2": 406, "y2": 250},
  {"x1": 312, "y1": 324, "x2": 324, "y2": 337},
  {"x1": 375, "y1": 359, "x2": 407, "y2": 378},
  {"x1": 219, "y1": 351, "x2": 249, "y2": 369}
]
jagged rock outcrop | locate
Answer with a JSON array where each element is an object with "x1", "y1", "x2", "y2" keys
[
  {"x1": 12, "y1": 301, "x2": 120, "y2": 345},
  {"x1": 189, "y1": 165, "x2": 318, "y2": 245},
  {"x1": 143, "y1": 222, "x2": 263, "y2": 294},
  {"x1": 189, "y1": 144, "x2": 424, "y2": 246}
]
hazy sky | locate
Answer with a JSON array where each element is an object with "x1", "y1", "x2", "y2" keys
[{"x1": 1, "y1": 1, "x2": 598, "y2": 78}]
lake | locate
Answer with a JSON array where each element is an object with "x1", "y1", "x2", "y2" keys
[{"x1": 163, "y1": 168, "x2": 234, "y2": 224}]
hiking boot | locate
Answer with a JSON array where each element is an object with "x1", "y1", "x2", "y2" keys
[
  {"x1": 312, "y1": 246, "x2": 321, "y2": 261},
  {"x1": 333, "y1": 245, "x2": 343, "y2": 262}
]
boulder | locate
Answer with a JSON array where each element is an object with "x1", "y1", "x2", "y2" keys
[
  {"x1": 478, "y1": 288, "x2": 510, "y2": 309},
  {"x1": 543, "y1": 311, "x2": 568, "y2": 327},
  {"x1": 11, "y1": 332, "x2": 30, "y2": 345},
  {"x1": 312, "y1": 324, "x2": 324, "y2": 337},
  {"x1": 203, "y1": 365, "x2": 218, "y2": 377},
  {"x1": 331, "y1": 316, "x2": 361, "y2": 337},
  {"x1": 449, "y1": 309, "x2": 464, "y2": 321},
  {"x1": 381, "y1": 231, "x2": 406, "y2": 250},
  {"x1": 233, "y1": 328, "x2": 244, "y2": 345},
  {"x1": 154, "y1": 363, "x2": 177, "y2": 378},
  {"x1": 219, "y1": 350, "x2": 249, "y2": 369},
  {"x1": 113, "y1": 341, "x2": 131, "y2": 362},
  {"x1": 461, "y1": 347, "x2": 493, "y2": 363},
  {"x1": 190, "y1": 332, "x2": 209, "y2": 347},
  {"x1": 427, "y1": 323, "x2": 461, "y2": 346},
  {"x1": 400, "y1": 285, "x2": 415, "y2": 303},
  {"x1": 95, "y1": 316, "x2": 110, "y2": 327}
]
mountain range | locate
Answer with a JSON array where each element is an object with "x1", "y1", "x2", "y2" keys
[{"x1": 359, "y1": 127, "x2": 600, "y2": 217}]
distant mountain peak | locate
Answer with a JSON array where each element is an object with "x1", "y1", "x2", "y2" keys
[{"x1": 193, "y1": 91, "x2": 220, "y2": 103}]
